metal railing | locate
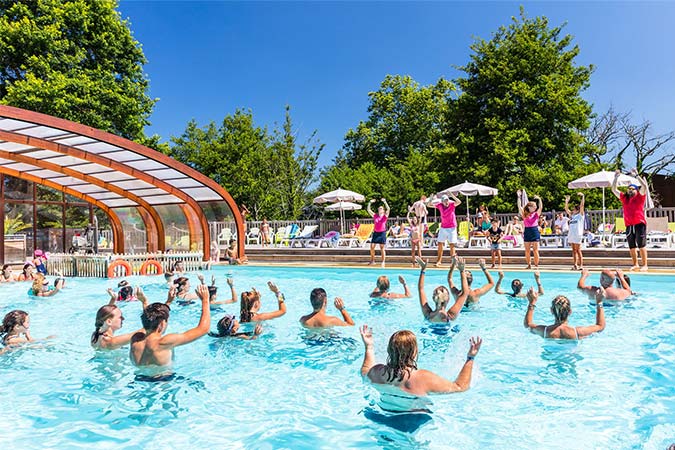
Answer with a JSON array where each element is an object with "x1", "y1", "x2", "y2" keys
[{"x1": 46, "y1": 251, "x2": 205, "y2": 278}]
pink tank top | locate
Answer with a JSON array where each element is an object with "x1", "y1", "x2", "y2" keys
[
  {"x1": 373, "y1": 214, "x2": 388, "y2": 232},
  {"x1": 523, "y1": 212, "x2": 539, "y2": 228}
]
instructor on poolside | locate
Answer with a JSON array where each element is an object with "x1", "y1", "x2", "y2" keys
[
  {"x1": 428, "y1": 192, "x2": 462, "y2": 267},
  {"x1": 611, "y1": 169, "x2": 649, "y2": 271}
]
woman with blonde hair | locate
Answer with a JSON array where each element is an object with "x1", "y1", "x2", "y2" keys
[
  {"x1": 30, "y1": 273, "x2": 63, "y2": 297},
  {"x1": 370, "y1": 275, "x2": 411, "y2": 299},
  {"x1": 240, "y1": 281, "x2": 286, "y2": 323},
  {"x1": 416, "y1": 256, "x2": 469, "y2": 323},
  {"x1": 524, "y1": 287, "x2": 606, "y2": 339},
  {"x1": 359, "y1": 325, "x2": 482, "y2": 409}
]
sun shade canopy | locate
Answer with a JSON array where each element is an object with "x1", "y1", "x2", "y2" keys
[{"x1": 0, "y1": 105, "x2": 244, "y2": 259}]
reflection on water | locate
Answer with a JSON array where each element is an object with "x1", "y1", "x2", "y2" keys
[
  {"x1": 264, "y1": 329, "x2": 360, "y2": 370},
  {"x1": 539, "y1": 341, "x2": 583, "y2": 379},
  {"x1": 363, "y1": 406, "x2": 433, "y2": 433}
]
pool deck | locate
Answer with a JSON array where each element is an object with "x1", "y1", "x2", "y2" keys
[{"x1": 241, "y1": 245, "x2": 675, "y2": 274}]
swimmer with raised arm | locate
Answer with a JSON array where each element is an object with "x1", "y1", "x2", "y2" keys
[
  {"x1": 495, "y1": 270, "x2": 544, "y2": 298},
  {"x1": 240, "y1": 282, "x2": 287, "y2": 323},
  {"x1": 370, "y1": 275, "x2": 411, "y2": 299},
  {"x1": 210, "y1": 315, "x2": 262, "y2": 340},
  {"x1": 577, "y1": 268, "x2": 632, "y2": 301},
  {"x1": 524, "y1": 287, "x2": 606, "y2": 339},
  {"x1": 206, "y1": 275, "x2": 237, "y2": 306},
  {"x1": 92, "y1": 303, "x2": 145, "y2": 351},
  {"x1": 448, "y1": 257, "x2": 495, "y2": 306},
  {"x1": 360, "y1": 325, "x2": 482, "y2": 403},
  {"x1": 130, "y1": 284, "x2": 211, "y2": 370},
  {"x1": 300, "y1": 288, "x2": 355, "y2": 328},
  {"x1": 30, "y1": 273, "x2": 64, "y2": 297},
  {"x1": 416, "y1": 256, "x2": 469, "y2": 322}
]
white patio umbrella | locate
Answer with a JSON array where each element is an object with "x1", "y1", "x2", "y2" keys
[
  {"x1": 567, "y1": 170, "x2": 639, "y2": 231},
  {"x1": 314, "y1": 189, "x2": 365, "y2": 233},
  {"x1": 440, "y1": 181, "x2": 498, "y2": 222},
  {"x1": 323, "y1": 201, "x2": 362, "y2": 234}
]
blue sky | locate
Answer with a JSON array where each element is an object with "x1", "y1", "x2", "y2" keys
[{"x1": 118, "y1": 1, "x2": 675, "y2": 169}]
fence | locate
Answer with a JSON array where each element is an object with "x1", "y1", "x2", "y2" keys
[
  {"x1": 207, "y1": 206, "x2": 675, "y2": 245},
  {"x1": 46, "y1": 251, "x2": 205, "y2": 278}
]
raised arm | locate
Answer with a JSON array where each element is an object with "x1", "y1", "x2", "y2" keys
[
  {"x1": 406, "y1": 208, "x2": 413, "y2": 224},
  {"x1": 533, "y1": 195, "x2": 543, "y2": 215},
  {"x1": 381, "y1": 198, "x2": 390, "y2": 216},
  {"x1": 564, "y1": 195, "x2": 572, "y2": 216},
  {"x1": 416, "y1": 257, "x2": 432, "y2": 319},
  {"x1": 635, "y1": 172, "x2": 648, "y2": 195},
  {"x1": 384, "y1": 276, "x2": 411, "y2": 299},
  {"x1": 614, "y1": 269, "x2": 631, "y2": 293},
  {"x1": 449, "y1": 191, "x2": 462, "y2": 206},
  {"x1": 366, "y1": 199, "x2": 375, "y2": 216},
  {"x1": 211, "y1": 278, "x2": 237, "y2": 304},
  {"x1": 160, "y1": 284, "x2": 211, "y2": 348},
  {"x1": 577, "y1": 268, "x2": 597, "y2": 298},
  {"x1": 474, "y1": 259, "x2": 495, "y2": 296},
  {"x1": 447, "y1": 257, "x2": 458, "y2": 294},
  {"x1": 495, "y1": 271, "x2": 506, "y2": 294},
  {"x1": 333, "y1": 297, "x2": 355, "y2": 326},
  {"x1": 107, "y1": 288, "x2": 117, "y2": 306},
  {"x1": 163, "y1": 286, "x2": 176, "y2": 308},
  {"x1": 424, "y1": 337, "x2": 482, "y2": 393},
  {"x1": 447, "y1": 257, "x2": 469, "y2": 320},
  {"x1": 517, "y1": 190, "x2": 525, "y2": 215},
  {"x1": 576, "y1": 288, "x2": 606, "y2": 338},
  {"x1": 610, "y1": 170, "x2": 622, "y2": 199},
  {"x1": 523, "y1": 287, "x2": 545, "y2": 337},
  {"x1": 360, "y1": 325, "x2": 376, "y2": 377},
  {"x1": 252, "y1": 281, "x2": 287, "y2": 321},
  {"x1": 534, "y1": 270, "x2": 544, "y2": 295},
  {"x1": 578, "y1": 192, "x2": 585, "y2": 215}
]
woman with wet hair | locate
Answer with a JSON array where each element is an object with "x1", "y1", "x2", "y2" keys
[
  {"x1": 1, "y1": 264, "x2": 16, "y2": 282},
  {"x1": 524, "y1": 287, "x2": 606, "y2": 340},
  {"x1": 370, "y1": 275, "x2": 411, "y2": 299},
  {"x1": 415, "y1": 257, "x2": 469, "y2": 322},
  {"x1": 1, "y1": 310, "x2": 32, "y2": 347},
  {"x1": 209, "y1": 315, "x2": 262, "y2": 339},
  {"x1": 360, "y1": 325, "x2": 482, "y2": 406},
  {"x1": 91, "y1": 304, "x2": 144, "y2": 350},
  {"x1": 174, "y1": 277, "x2": 199, "y2": 301},
  {"x1": 240, "y1": 281, "x2": 286, "y2": 323},
  {"x1": 17, "y1": 263, "x2": 35, "y2": 282}
]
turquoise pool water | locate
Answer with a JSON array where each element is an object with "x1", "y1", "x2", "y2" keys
[{"x1": 0, "y1": 266, "x2": 674, "y2": 449}]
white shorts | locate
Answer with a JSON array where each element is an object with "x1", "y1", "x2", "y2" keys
[
  {"x1": 437, "y1": 227, "x2": 457, "y2": 244},
  {"x1": 568, "y1": 234, "x2": 582, "y2": 245}
]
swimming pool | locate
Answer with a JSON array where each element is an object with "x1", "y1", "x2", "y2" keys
[{"x1": 0, "y1": 265, "x2": 673, "y2": 449}]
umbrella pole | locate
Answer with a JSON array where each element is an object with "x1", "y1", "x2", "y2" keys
[
  {"x1": 466, "y1": 195, "x2": 470, "y2": 223},
  {"x1": 602, "y1": 187, "x2": 606, "y2": 237}
]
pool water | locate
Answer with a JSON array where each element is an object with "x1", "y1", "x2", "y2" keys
[{"x1": 1, "y1": 266, "x2": 674, "y2": 449}]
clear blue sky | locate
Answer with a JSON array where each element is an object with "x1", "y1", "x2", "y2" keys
[{"x1": 118, "y1": 1, "x2": 675, "y2": 169}]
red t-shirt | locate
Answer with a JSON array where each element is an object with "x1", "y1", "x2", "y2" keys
[{"x1": 620, "y1": 192, "x2": 646, "y2": 226}]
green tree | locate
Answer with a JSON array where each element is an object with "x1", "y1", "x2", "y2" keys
[
  {"x1": 449, "y1": 8, "x2": 596, "y2": 210},
  {"x1": 342, "y1": 75, "x2": 455, "y2": 168},
  {"x1": 0, "y1": 0, "x2": 155, "y2": 140}
]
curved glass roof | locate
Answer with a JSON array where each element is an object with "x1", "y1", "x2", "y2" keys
[{"x1": 0, "y1": 105, "x2": 243, "y2": 259}]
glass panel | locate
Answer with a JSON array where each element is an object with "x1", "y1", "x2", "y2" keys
[
  {"x1": 3, "y1": 175, "x2": 33, "y2": 200},
  {"x1": 201, "y1": 200, "x2": 237, "y2": 243},
  {"x1": 3, "y1": 202, "x2": 33, "y2": 262},
  {"x1": 36, "y1": 204, "x2": 63, "y2": 253},
  {"x1": 93, "y1": 207, "x2": 113, "y2": 253},
  {"x1": 154, "y1": 204, "x2": 190, "y2": 252},
  {"x1": 115, "y1": 207, "x2": 146, "y2": 254},
  {"x1": 65, "y1": 192, "x2": 90, "y2": 205},
  {"x1": 37, "y1": 184, "x2": 63, "y2": 202},
  {"x1": 65, "y1": 205, "x2": 91, "y2": 253}
]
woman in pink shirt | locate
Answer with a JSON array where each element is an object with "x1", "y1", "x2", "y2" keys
[
  {"x1": 367, "y1": 198, "x2": 390, "y2": 267},
  {"x1": 518, "y1": 191, "x2": 543, "y2": 269}
]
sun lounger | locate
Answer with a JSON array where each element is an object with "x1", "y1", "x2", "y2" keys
[
  {"x1": 338, "y1": 223, "x2": 374, "y2": 248},
  {"x1": 305, "y1": 230, "x2": 340, "y2": 248},
  {"x1": 289, "y1": 225, "x2": 319, "y2": 247},
  {"x1": 279, "y1": 224, "x2": 300, "y2": 247},
  {"x1": 647, "y1": 216, "x2": 670, "y2": 248}
]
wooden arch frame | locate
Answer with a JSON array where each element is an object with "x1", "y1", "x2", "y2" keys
[{"x1": 0, "y1": 105, "x2": 245, "y2": 259}]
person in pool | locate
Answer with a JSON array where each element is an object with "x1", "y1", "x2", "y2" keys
[
  {"x1": 31, "y1": 273, "x2": 64, "y2": 297},
  {"x1": 17, "y1": 263, "x2": 36, "y2": 282},
  {"x1": 416, "y1": 256, "x2": 469, "y2": 323},
  {"x1": 107, "y1": 280, "x2": 138, "y2": 302},
  {"x1": 370, "y1": 275, "x2": 411, "y2": 299},
  {"x1": 173, "y1": 276, "x2": 199, "y2": 301},
  {"x1": 209, "y1": 315, "x2": 262, "y2": 340},
  {"x1": 204, "y1": 275, "x2": 237, "y2": 306},
  {"x1": 524, "y1": 287, "x2": 606, "y2": 339},
  {"x1": 577, "y1": 268, "x2": 632, "y2": 301},
  {"x1": 130, "y1": 284, "x2": 211, "y2": 368},
  {"x1": 91, "y1": 301, "x2": 145, "y2": 350},
  {"x1": 33, "y1": 249, "x2": 48, "y2": 275},
  {"x1": 447, "y1": 257, "x2": 495, "y2": 306},
  {"x1": 360, "y1": 325, "x2": 482, "y2": 403},
  {"x1": 299, "y1": 288, "x2": 355, "y2": 328},
  {"x1": 1, "y1": 264, "x2": 16, "y2": 282},
  {"x1": 240, "y1": 281, "x2": 286, "y2": 323},
  {"x1": 1, "y1": 310, "x2": 33, "y2": 347},
  {"x1": 495, "y1": 270, "x2": 544, "y2": 298}
]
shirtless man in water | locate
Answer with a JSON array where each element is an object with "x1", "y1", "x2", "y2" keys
[
  {"x1": 577, "y1": 268, "x2": 632, "y2": 301},
  {"x1": 130, "y1": 284, "x2": 210, "y2": 370},
  {"x1": 448, "y1": 257, "x2": 495, "y2": 306},
  {"x1": 300, "y1": 288, "x2": 355, "y2": 328}
]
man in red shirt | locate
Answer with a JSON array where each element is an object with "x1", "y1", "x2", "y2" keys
[{"x1": 611, "y1": 170, "x2": 649, "y2": 271}]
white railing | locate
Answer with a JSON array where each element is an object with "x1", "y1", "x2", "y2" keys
[{"x1": 46, "y1": 251, "x2": 205, "y2": 278}]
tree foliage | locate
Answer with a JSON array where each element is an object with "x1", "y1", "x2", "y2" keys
[
  {"x1": 0, "y1": 0, "x2": 155, "y2": 141},
  {"x1": 169, "y1": 107, "x2": 321, "y2": 220}
]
